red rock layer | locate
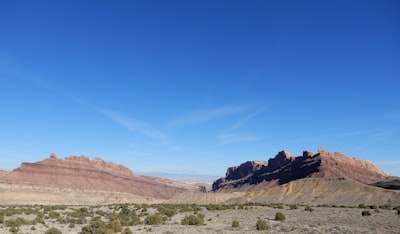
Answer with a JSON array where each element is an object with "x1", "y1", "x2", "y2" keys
[
  {"x1": 212, "y1": 148, "x2": 397, "y2": 192},
  {"x1": 0, "y1": 154, "x2": 200, "y2": 199}
]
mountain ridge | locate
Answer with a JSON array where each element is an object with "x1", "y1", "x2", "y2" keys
[
  {"x1": 212, "y1": 148, "x2": 397, "y2": 192},
  {"x1": 0, "y1": 153, "x2": 203, "y2": 199}
]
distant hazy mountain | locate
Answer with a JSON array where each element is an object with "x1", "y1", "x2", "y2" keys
[{"x1": 139, "y1": 171, "x2": 219, "y2": 184}]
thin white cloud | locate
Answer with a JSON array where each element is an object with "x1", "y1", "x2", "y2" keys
[
  {"x1": 375, "y1": 160, "x2": 400, "y2": 165},
  {"x1": 339, "y1": 129, "x2": 379, "y2": 137},
  {"x1": 230, "y1": 112, "x2": 257, "y2": 130},
  {"x1": 99, "y1": 109, "x2": 169, "y2": 144},
  {"x1": 167, "y1": 105, "x2": 250, "y2": 128},
  {"x1": 217, "y1": 133, "x2": 262, "y2": 144}
]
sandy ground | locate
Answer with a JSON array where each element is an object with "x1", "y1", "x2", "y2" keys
[{"x1": 1, "y1": 205, "x2": 399, "y2": 234}]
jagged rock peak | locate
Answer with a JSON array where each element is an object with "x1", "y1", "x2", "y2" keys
[
  {"x1": 50, "y1": 153, "x2": 57, "y2": 159},
  {"x1": 267, "y1": 150, "x2": 295, "y2": 170},
  {"x1": 302, "y1": 150, "x2": 314, "y2": 157},
  {"x1": 225, "y1": 160, "x2": 267, "y2": 180}
]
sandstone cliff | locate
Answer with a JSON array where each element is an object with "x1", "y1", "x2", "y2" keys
[
  {"x1": 212, "y1": 148, "x2": 397, "y2": 192},
  {"x1": 0, "y1": 154, "x2": 201, "y2": 199}
]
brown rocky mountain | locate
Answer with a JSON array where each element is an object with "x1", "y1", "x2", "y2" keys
[
  {"x1": 212, "y1": 148, "x2": 398, "y2": 192},
  {"x1": 0, "y1": 153, "x2": 202, "y2": 199}
]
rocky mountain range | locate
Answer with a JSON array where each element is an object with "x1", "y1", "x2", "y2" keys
[
  {"x1": 0, "y1": 149, "x2": 398, "y2": 206},
  {"x1": 0, "y1": 153, "x2": 203, "y2": 199},
  {"x1": 212, "y1": 148, "x2": 398, "y2": 192}
]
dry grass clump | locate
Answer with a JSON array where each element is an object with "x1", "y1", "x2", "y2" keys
[
  {"x1": 181, "y1": 213, "x2": 205, "y2": 226},
  {"x1": 361, "y1": 210, "x2": 371, "y2": 216},
  {"x1": 144, "y1": 213, "x2": 163, "y2": 225},
  {"x1": 304, "y1": 205, "x2": 314, "y2": 212},
  {"x1": 44, "y1": 227, "x2": 62, "y2": 234},
  {"x1": 256, "y1": 219, "x2": 270, "y2": 230},
  {"x1": 275, "y1": 212, "x2": 286, "y2": 221},
  {"x1": 231, "y1": 219, "x2": 240, "y2": 228}
]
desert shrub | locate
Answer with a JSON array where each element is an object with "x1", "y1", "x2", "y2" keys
[
  {"x1": 45, "y1": 227, "x2": 62, "y2": 234},
  {"x1": 256, "y1": 219, "x2": 270, "y2": 230},
  {"x1": 358, "y1": 204, "x2": 367, "y2": 208},
  {"x1": 181, "y1": 213, "x2": 205, "y2": 226},
  {"x1": 379, "y1": 204, "x2": 392, "y2": 210},
  {"x1": 69, "y1": 223, "x2": 75, "y2": 228},
  {"x1": 304, "y1": 206, "x2": 314, "y2": 212},
  {"x1": 31, "y1": 226, "x2": 37, "y2": 230},
  {"x1": 274, "y1": 204, "x2": 284, "y2": 209},
  {"x1": 275, "y1": 212, "x2": 286, "y2": 221},
  {"x1": 48, "y1": 211, "x2": 61, "y2": 219},
  {"x1": 232, "y1": 219, "x2": 240, "y2": 228},
  {"x1": 175, "y1": 204, "x2": 201, "y2": 212},
  {"x1": 206, "y1": 204, "x2": 235, "y2": 211},
  {"x1": 161, "y1": 208, "x2": 177, "y2": 217},
  {"x1": 289, "y1": 204, "x2": 298, "y2": 210},
  {"x1": 361, "y1": 210, "x2": 371, "y2": 216},
  {"x1": 80, "y1": 217, "x2": 109, "y2": 234},
  {"x1": 0, "y1": 214, "x2": 4, "y2": 224},
  {"x1": 369, "y1": 205, "x2": 378, "y2": 209},
  {"x1": 69, "y1": 207, "x2": 91, "y2": 219},
  {"x1": 106, "y1": 218, "x2": 122, "y2": 232},
  {"x1": 145, "y1": 213, "x2": 163, "y2": 225},
  {"x1": 5, "y1": 217, "x2": 31, "y2": 227},
  {"x1": 122, "y1": 227, "x2": 133, "y2": 234},
  {"x1": 9, "y1": 226, "x2": 18, "y2": 234}
]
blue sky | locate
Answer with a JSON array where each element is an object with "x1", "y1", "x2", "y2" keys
[{"x1": 1, "y1": 1, "x2": 399, "y2": 177}]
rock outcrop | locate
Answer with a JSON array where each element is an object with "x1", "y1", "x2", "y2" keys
[
  {"x1": 212, "y1": 148, "x2": 397, "y2": 192},
  {"x1": 0, "y1": 154, "x2": 201, "y2": 199}
]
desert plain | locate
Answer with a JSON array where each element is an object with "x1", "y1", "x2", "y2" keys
[{"x1": 1, "y1": 202, "x2": 399, "y2": 234}]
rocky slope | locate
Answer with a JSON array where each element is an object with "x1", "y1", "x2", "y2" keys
[
  {"x1": 230, "y1": 178, "x2": 400, "y2": 206},
  {"x1": 371, "y1": 179, "x2": 400, "y2": 190},
  {"x1": 213, "y1": 148, "x2": 398, "y2": 192},
  {"x1": 0, "y1": 153, "x2": 201, "y2": 199}
]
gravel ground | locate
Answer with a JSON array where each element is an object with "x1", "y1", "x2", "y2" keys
[{"x1": 1, "y1": 205, "x2": 399, "y2": 234}]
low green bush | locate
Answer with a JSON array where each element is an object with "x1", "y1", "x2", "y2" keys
[
  {"x1": 256, "y1": 219, "x2": 270, "y2": 230},
  {"x1": 361, "y1": 210, "x2": 371, "y2": 216},
  {"x1": 122, "y1": 227, "x2": 133, "y2": 234},
  {"x1": 145, "y1": 213, "x2": 163, "y2": 225},
  {"x1": 45, "y1": 227, "x2": 62, "y2": 234},
  {"x1": 181, "y1": 213, "x2": 205, "y2": 226},
  {"x1": 304, "y1": 206, "x2": 314, "y2": 212},
  {"x1": 232, "y1": 220, "x2": 240, "y2": 228},
  {"x1": 275, "y1": 212, "x2": 286, "y2": 221},
  {"x1": 379, "y1": 204, "x2": 392, "y2": 210}
]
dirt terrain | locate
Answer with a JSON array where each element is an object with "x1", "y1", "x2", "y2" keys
[{"x1": 1, "y1": 203, "x2": 399, "y2": 234}]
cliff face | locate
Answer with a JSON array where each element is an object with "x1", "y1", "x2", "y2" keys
[
  {"x1": 0, "y1": 154, "x2": 200, "y2": 199},
  {"x1": 212, "y1": 148, "x2": 396, "y2": 192}
]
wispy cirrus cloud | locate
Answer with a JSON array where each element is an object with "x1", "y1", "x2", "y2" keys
[
  {"x1": 166, "y1": 105, "x2": 250, "y2": 128},
  {"x1": 217, "y1": 108, "x2": 265, "y2": 144},
  {"x1": 375, "y1": 160, "x2": 400, "y2": 165},
  {"x1": 217, "y1": 132, "x2": 263, "y2": 144},
  {"x1": 339, "y1": 129, "x2": 380, "y2": 138},
  {"x1": 99, "y1": 109, "x2": 169, "y2": 144}
]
